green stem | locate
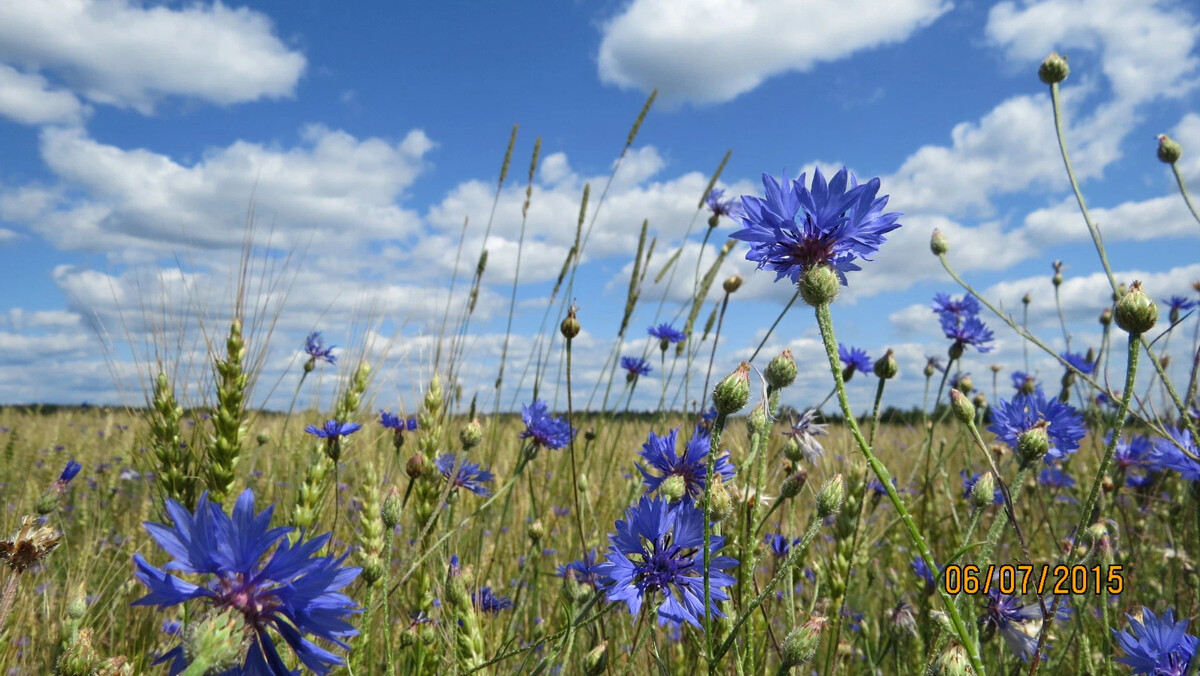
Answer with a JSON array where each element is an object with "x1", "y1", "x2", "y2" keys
[
  {"x1": 814, "y1": 302, "x2": 985, "y2": 676},
  {"x1": 1171, "y1": 162, "x2": 1200, "y2": 228},
  {"x1": 703, "y1": 410, "x2": 729, "y2": 668}
]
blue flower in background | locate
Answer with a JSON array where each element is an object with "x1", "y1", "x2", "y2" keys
[
  {"x1": 305, "y1": 420, "x2": 363, "y2": 439},
  {"x1": 520, "y1": 399, "x2": 574, "y2": 450},
  {"x1": 556, "y1": 550, "x2": 603, "y2": 589},
  {"x1": 473, "y1": 587, "x2": 513, "y2": 614},
  {"x1": 637, "y1": 426, "x2": 735, "y2": 502},
  {"x1": 132, "y1": 490, "x2": 360, "y2": 675},
  {"x1": 620, "y1": 356, "x2": 652, "y2": 378},
  {"x1": 782, "y1": 409, "x2": 827, "y2": 463},
  {"x1": 596, "y1": 496, "x2": 737, "y2": 628},
  {"x1": 304, "y1": 331, "x2": 337, "y2": 366},
  {"x1": 648, "y1": 323, "x2": 687, "y2": 346},
  {"x1": 1114, "y1": 607, "x2": 1197, "y2": 675},
  {"x1": 435, "y1": 453, "x2": 494, "y2": 497},
  {"x1": 838, "y1": 343, "x2": 872, "y2": 376},
  {"x1": 704, "y1": 188, "x2": 739, "y2": 219},
  {"x1": 379, "y1": 411, "x2": 417, "y2": 432},
  {"x1": 1149, "y1": 428, "x2": 1200, "y2": 481},
  {"x1": 931, "y1": 293, "x2": 981, "y2": 320},
  {"x1": 1060, "y1": 351, "x2": 1095, "y2": 375},
  {"x1": 988, "y1": 390, "x2": 1086, "y2": 464},
  {"x1": 981, "y1": 590, "x2": 1070, "y2": 662},
  {"x1": 730, "y1": 167, "x2": 901, "y2": 285},
  {"x1": 910, "y1": 557, "x2": 939, "y2": 592},
  {"x1": 1011, "y1": 371, "x2": 1036, "y2": 392},
  {"x1": 1112, "y1": 433, "x2": 1153, "y2": 487},
  {"x1": 58, "y1": 459, "x2": 82, "y2": 485},
  {"x1": 941, "y1": 312, "x2": 995, "y2": 353}
]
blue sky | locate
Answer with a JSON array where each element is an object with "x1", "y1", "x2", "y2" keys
[{"x1": 0, "y1": 0, "x2": 1198, "y2": 417}]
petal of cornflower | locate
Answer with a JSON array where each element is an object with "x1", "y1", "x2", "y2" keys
[{"x1": 130, "y1": 554, "x2": 209, "y2": 607}]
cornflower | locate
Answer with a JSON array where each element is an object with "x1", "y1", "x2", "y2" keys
[
  {"x1": 303, "y1": 331, "x2": 336, "y2": 372},
  {"x1": 519, "y1": 399, "x2": 574, "y2": 451},
  {"x1": 636, "y1": 426, "x2": 735, "y2": 503},
  {"x1": 434, "y1": 453, "x2": 494, "y2": 497},
  {"x1": 988, "y1": 389, "x2": 1086, "y2": 464},
  {"x1": 1114, "y1": 607, "x2": 1197, "y2": 675}
]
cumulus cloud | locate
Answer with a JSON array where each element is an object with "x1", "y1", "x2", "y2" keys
[
  {"x1": 0, "y1": 64, "x2": 85, "y2": 125},
  {"x1": 0, "y1": 0, "x2": 306, "y2": 113},
  {"x1": 596, "y1": 0, "x2": 951, "y2": 105}
]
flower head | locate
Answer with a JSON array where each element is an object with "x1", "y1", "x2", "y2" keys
[
  {"x1": 781, "y1": 409, "x2": 827, "y2": 463},
  {"x1": 1149, "y1": 428, "x2": 1200, "y2": 481},
  {"x1": 960, "y1": 470, "x2": 1003, "y2": 505},
  {"x1": 648, "y1": 323, "x2": 687, "y2": 345},
  {"x1": 765, "y1": 533, "x2": 796, "y2": 559},
  {"x1": 132, "y1": 490, "x2": 360, "y2": 675},
  {"x1": 1164, "y1": 295, "x2": 1197, "y2": 316},
  {"x1": 988, "y1": 390, "x2": 1086, "y2": 464},
  {"x1": 305, "y1": 420, "x2": 363, "y2": 439},
  {"x1": 1114, "y1": 607, "x2": 1197, "y2": 675},
  {"x1": 636, "y1": 426, "x2": 736, "y2": 503},
  {"x1": 435, "y1": 453, "x2": 495, "y2": 497},
  {"x1": 1011, "y1": 371, "x2": 1036, "y2": 392},
  {"x1": 1, "y1": 515, "x2": 62, "y2": 574},
  {"x1": 378, "y1": 411, "x2": 417, "y2": 432},
  {"x1": 729, "y1": 168, "x2": 902, "y2": 285},
  {"x1": 304, "y1": 331, "x2": 337, "y2": 366},
  {"x1": 838, "y1": 344, "x2": 872, "y2": 375},
  {"x1": 910, "y1": 557, "x2": 939, "y2": 591},
  {"x1": 981, "y1": 590, "x2": 1070, "y2": 662},
  {"x1": 704, "y1": 188, "x2": 739, "y2": 219},
  {"x1": 59, "y1": 459, "x2": 82, "y2": 484},
  {"x1": 556, "y1": 550, "x2": 603, "y2": 588},
  {"x1": 519, "y1": 399, "x2": 575, "y2": 450},
  {"x1": 1112, "y1": 433, "x2": 1153, "y2": 486},
  {"x1": 932, "y1": 293, "x2": 981, "y2": 320},
  {"x1": 1060, "y1": 351, "x2": 1095, "y2": 375},
  {"x1": 941, "y1": 313, "x2": 995, "y2": 353},
  {"x1": 620, "y1": 356, "x2": 652, "y2": 378},
  {"x1": 473, "y1": 587, "x2": 513, "y2": 614},
  {"x1": 596, "y1": 497, "x2": 738, "y2": 628}
]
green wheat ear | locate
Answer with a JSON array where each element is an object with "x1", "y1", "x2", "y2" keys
[
  {"x1": 206, "y1": 317, "x2": 248, "y2": 504},
  {"x1": 149, "y1": 371, "x2": 194, "y2": 509}
]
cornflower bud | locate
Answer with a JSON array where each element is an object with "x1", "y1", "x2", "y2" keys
[
  {"x1": 582, "y1": 641, "x2": 609, "y2": 676},
  {"x1": 405, "y1": 453, "x2": 428, "y2": 480},
  {"x1": 56, "y1": 628, "x2": 99, "y2": 676},
  {"x1": 459, "y1": 418, "x2": 483, "y2": 450},
  {"x1": 747, "y1": 402, "x2": 770, "y2": 436},
  {"x1": 816, "y1": 474, "x2": 845, "y2": 518},
  {"x1": 1023, "y1": 292, "x2": 1032, "y2": 306},
  {"x1": 950, "y1": 389, "x2": 975, "y2": 426},
  {"x1": 781, "y1": 616, "x2": 826, "y2": 668},
  {"x1": 1100, "y1": 308, "x2": 1112, "y2": 326},
  {"x1": 873, "y1": 349, "x2": 898, "y2": 380},
  {"x1": 708, "y1": 479, "x2": 734, "y2": 522},
  {"x1": 723, "y1": 274, "x2": 743, "y2": 294},
  {"x1": 779, "y1": 469, "x2": 808, "y2": 499},
  {"x1": 713, "y1": 362, "x2": 751, "y2": 415},
  {"x1": 1039, "y1": 52, "x2": 1069, "y2": 84},
  {"x1": 560, "y1": 304, "x2": 580, "y2": 339},
  {"x1": 1017, "y1": 421, "x2": 1051, "y2": 464},
  {"x1": 183, "y1": 610, "x2": 250, "y2": 674},
  {"x1": 1114, "y1": 281, "x2": 1158, "y2": 335},
  {"x1": 528, "y1": 519, "x2": 545, "y2": 543},
  {"x1": 972, "y1": 392, "x2": 987, "y2": 410},
  {"x1": 799, "y1": 264, "x2": 840, "y2": 306},
  {"x1": 971, "y1": 472, "x2": 996, "y2": 509},
  {"x1": 766, "y1": 348, "x2": 798, "y2": 389},
  {"x1": 255, "y1": 432, "x2": 270, "y2": 446},
  {"x1": 956, "y1": 374, "x2": 974, "y2": 395},
  {"x1": 930, "y1": 229, "x2": 949, "y2": 255},
  {"x1": 1157, "y1": 134, "x2": 1182, "y2": 164},
  {"x1": 382, "y1": 486, "x2": 403, "y2": 529}
]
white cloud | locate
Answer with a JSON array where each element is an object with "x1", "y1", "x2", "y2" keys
[
  {"x1": 8, "y1": 125, "x2": 431, "y2": 258},
  {"x1": 0, "y1": 64, "x2": 84, "y2": 125},
  {"x1": 0, "y1": 0, "x2": 305, "y2": 113},
  {"x1": 596, "y1": 0, "x2": 951, "y2": 105}
]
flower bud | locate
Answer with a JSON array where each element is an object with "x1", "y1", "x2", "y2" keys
[
  {"x1": 723, "y1": 274, "x2": 743, "y2": 294},
  {"x1": 660, "y1": 475, "x2": 687, "y2": 502},
  {"x1": 933, "y1": 644, "x2": 972, "y2": 676},
  {"x1": 930, "y1": 229, "x2": 949, "y2": 255},
  {"x1": 1017, "y1": 422, "x2": 1051, "y2": 463},
  {"x1": 560, "y1": 305, "x2": 581, "y2": 339},
  {"x1": 766, "y1": 348, "x2": 798, "y2": 389},
  {"x1": 950, "y1": 389, "x2": 975, "y2": 427},
  {"x1": 816, "y1": 474, "x2": 845, "y2": 518},
  {"x1": 924, "y1": 360, "x2": 936, "y2": 378},
  {"x1": 67, "y1": 589, "x2": 87, "y2": 620},
  {"x1": 956, "y1": 374, "x2": 974, "y2": 395},
  {"x1": 713, "y1": 362, "x2": 751, "y2": 415},
  {"x1": 779, "y1": 469, "x2": 808, "y2": 499},
  {"x1": 459, "y1": 418, "x2": 483, "y2": 450},
  {"x1": 255, "y1": 432, "x2": 270, "y2": 446},
  {"x1": 1038, "y1": 52, "x2": 1069, "y2": 84},
  {"x1": 1114, "y1": 281, "x2": 1158, "y2": 335},
  {"x1": 1099, "y1": 308, "x2": 1112, "y2": 326},
  {"x1": 972, "y1": 392, "x2": 987, "y2": 410},
  {"x1": 56, "y1": 627, "x2": 99, "y2": 676},
  {"x1": 1023, "y1": 293, "x2": 1032, "y2": 306},
  {"x1": 528, "y1": 519, "x2": 545, "y2": 543},
  {"x1": 405, "y1": 453, "x2": 428, "y2": 480},
  {"x1": 1052, "y1": 272, "x2": 1063, "y2": 287},
  {"x1": 782, "y1": 437, "x2": 804, "y2": 463},
  {"x1": 947, "y1": 341, "x2": 964, "y2": 360},
  {"x1": 183, "y1": 610, "x2": 250, "y2": 674},
  {"x1": 584, "y1": 428, "x2": 596, "y2": 442},
  {"x1": 799, "y1": 264, "x2": 840, "y2": 306},
  {"x1": 582, "y1": 641, "x2": 609, "y2": 676},
  {"x1": 382, "y1": 487, "x2": 403, "y2": 529},
  {"x1": 748, "y1": 402, "x2": 770, "y2": 436},
  {"x1": 361, "y1": 555, "x2": 385, "y2": 585},
  {"x1": 971, "y1": 472, "x2": 996, "y2": 509},
  {"x1": 873, "y1": 349, "x2": 898, "y2": 380},
  {"x1": 708, "y1": 479, "x2": 734, "y2": 522},
  {"x1": 781, "y1": 616, "x2": 826, "y2": 668},
  {"x1": 1157, "y1": 133, "x2": 1182, "y2": 164}
]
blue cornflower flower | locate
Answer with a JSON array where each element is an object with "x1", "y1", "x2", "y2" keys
[
  {"x1": 1060, "y1": 351, "x2": 1095, "y2": 375},
  {"x1": 981, "y1": 590, "x2": 1071, "y2": 662},
  {"x1": 704, "y1": 188, "x2": 739, "y2": 220},
  {"x1": 1165, "y1": 296, "x2": 1198, "y2": 323},
  {"x1": 988, "y1": 390, "x2": 1086, "y2": 464},
  {"x1": 637, "y1": 426, "x2": 735, "y2": 502},
  {"x1": 1112, "y1": 433, "x2": 1153, "y2": 487},
  {"x1": 557, "y1": 550, "x2": 603, "y2": 588},
  {"x1": 378, "y1": 411, "x2": 417, "y2": 432},
  {"x1": 1114, "y1": 607, "x2": 1198, "y2": 675},
  {"x1": 729, "y1": 167, "x2": 902, "y2": 285},
  {"x1": 304, "y1": 331, "x2": 337, "y2": 368},
  {"x1": 519, "y1": 399, "x2": 574, "y2": 451},
  {"x1": 648, "y1": 323, "x2": 688, "y2": 347},
  {"x1": 435, "y1": 453, "x2": 494, "y2": 497},
  {"x1": 941, "y1": 312, "x2": 994, "y2": 353},
  {"x1": 838, "y1": 344, "x2": 872, "y2": 377},
  {"x1": 868, "y1": 477, "x2": 898, "y2": 497},
  {"x1": 58, "y1": 459, "x2": 82, "y2": 484},
  {"x1": 473, "y1": 587, "x2": 513, "y2": 614},
  {"x1": 621, "y1": 356, "x2": 652, "y2": 378},
  {"x1": 910, "y1": 557, "x2": 939, "y2": 592},
  {"x1": 765, "y1": 533, "x2": 798, "y2": 559},
  {"x1": 1149, "y1": 428, "x2": 1200, "y2": 481},
  {"x1": 132, "y1": 490, "x2": 360, "y2": 675},
  {"x1": 925, "y1": 356, "x2": 945, "y2": 374},
  {"x1": 931, "y1": 293, "x2": 981, "y2": 319},
  {"x1": 595, "y1": 496, "x2": 738, "y2": 628},
  {"x1": 305, "y1": 420, "x2": 363, "y2": 439},
  {"x1": 960, "y1": 470, "x2": 1003, "y2": 505},
  {"x1": 1011, "y1": 371, "x2": 1036, "y2": 393}
]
